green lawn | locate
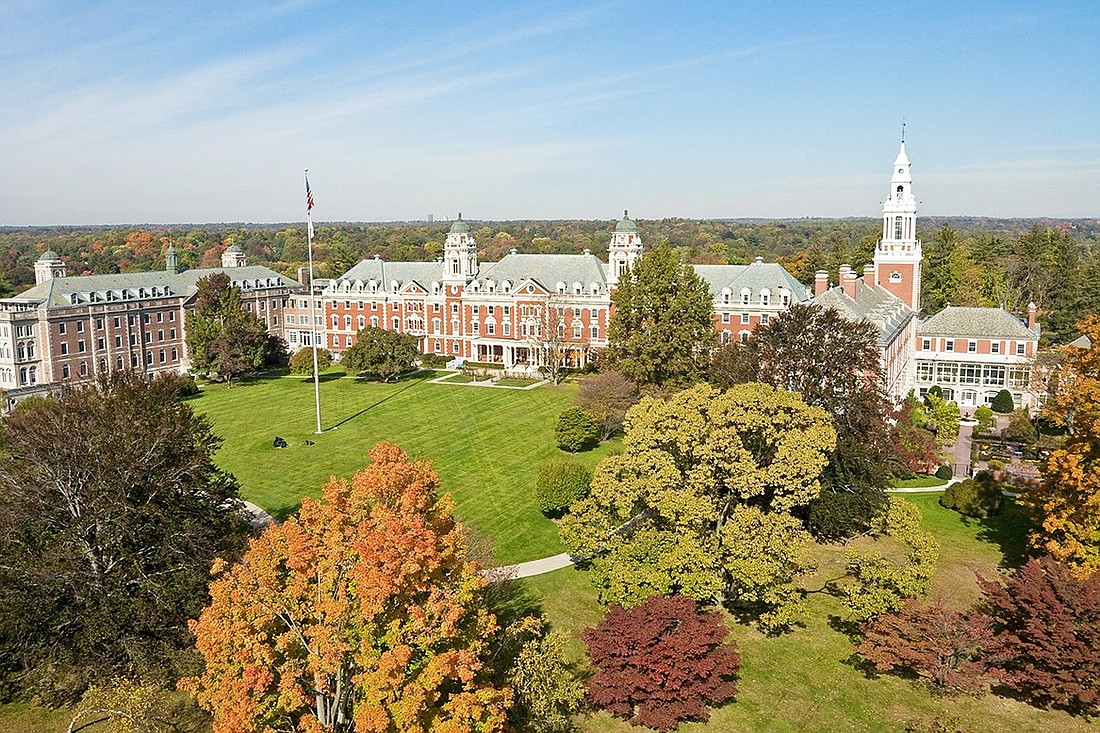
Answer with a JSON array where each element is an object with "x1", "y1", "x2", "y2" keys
[{"x1": 189, "y1": 370, "x2": 619, "y2": 564}]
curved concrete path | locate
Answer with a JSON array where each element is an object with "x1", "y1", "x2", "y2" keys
[{"x1": 481, "y1": 552, "x2": 575, "y2": 581}]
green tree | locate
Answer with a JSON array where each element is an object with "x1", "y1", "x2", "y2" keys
[
  {"x1": 715, "y1": 303, "x2": 891, "y2": 535},
  {"x1": 607, "y1": 242, "x2": 716, "y2": 386},
  {"x1": 495, "y1": 617, "x2": 584, "y2": 733},
  {"x1": 559, "y1": 383, "x2": 835, "y2": 631},
  {"x1": 923, "y1": 393, "x2": 961, "y2": 448},
  {"x1": 340, "y1": 326, "x2": 419, "y2": 382},
  {"x1": 185, "y1": 272, "x2": 271, "y2": 383},
  {"x1": 0, "y1": 373, "x2": 248, "y2": 702},
  {"x1": 555, "y1": 407, "x2": 600, "y2": 453},
  {"x1": 535, "y1": 460, "x2": 592, "y2": 516},
  {"x1": 289, "y1": 346, "x2": 334, "y2": 375},
  {"x1": 991, "y1": 389, "x2": 1014, "y2": 413},
  {"x1": 576, "y1": 370, "x2": 640, "y2": 441}
]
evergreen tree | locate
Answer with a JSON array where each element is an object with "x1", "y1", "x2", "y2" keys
[
  {"x1": 607, "y1": 242, "x2": 715, "y2": 387},
  {"x1": 185, "y1": 272, "x2": 271, "y2": 383}
]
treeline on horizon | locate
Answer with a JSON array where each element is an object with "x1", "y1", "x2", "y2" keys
[{"x1": 2, "y1": 216, "x2": 1098, "y2": 343}]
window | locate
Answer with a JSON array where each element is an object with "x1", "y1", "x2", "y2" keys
[
  {"x1": 917, "y1": 362, "x2": 934, "y2": 382},
  {"x1": 113, "y1": 316, "x2": 121, "y2": 328},
  {"x1": 991, "y1": 342, "x2": 1000, "y2": 354},
  {"x1": 169, "y1": 328, "x2": 176, "y2": 339},
  {"x1": 433, "y1": 303, "x2": 441, "y2": 313},
  {"x1": 79, "y1": 361, "x2": 87, "y2": 376},
  {"x1": 935, "y1": 363, "x2": 958, "y2": 383},
  {"x1": 370, "y1": 317, "x2": 379, "y2": 328},
  {"x1": 58, "y1": 323, "x2": 67, "y2": 335},
  {"x1": 97, "y1": 337, "x2": 105, "y2": 350},
  {"x1": 487, "y1": 322, "x2": 495, "y2": 335},
  {"x1": 760, "y1": 291, "x2": 770, "y2": 306},
  {"x1": 503, "y1": 305, "x2": 511, "y2": 316},
  {"x1": 357, "y1": 316, "x2": 365, "y2": 329},
  {"x1": 77, "y1": 339, "x2": 86, "y2": 353},
  {"x1": 722, "y1": 313, "x2": 731, "y2": 324},
  {"x1": 157, "y1": 330, "x2": 164, "y2": 342},
  {"x1": 983, "y1": 365, "x2": 1005, "y2": 386},
  {"x1": 77, "y1": 321, "x2": 84, "y2": 333},
  {"x1": 894, "y1": 216, "x2": 903, "y2": 239},
  {"x1": 922, "y1": 338, "x2": 931, "y2": 350},
  {"x1": 62, "y1": 364, "x2": 70, "y2": 379},
  {"x1": 144, "y1": 332, "x2": 151, "y2": 343},
  {"x1": 1016, "y1": 343, "x2": 1026, "y2": 355},
  {"x1": 488, "y1": 305, "x2": 495, "y2": 315},
  {"x1": 114, "y1": 335, "x2": 122, "y2": 348},
  {"x1": 573, "y1": 324, "x2": 582, "y2": 338},
  {"x1": 59, "y1": 342, "x2": 68, "y2": 355},
  {"x1": 945, "y1": 340, "x2": 954, "y2": 352},
  {"x1": 740, "y1": 313, "x2": 750, "y2": 325},
  {"x1": 159, "y1": 350, "x2": 166, "y2": 363},
  {"x1": 760, "y1": 313, "x2": 770, "y2": 325},
  {"x1": 740, "y1": 290, "x2": 750, "y2": 305},
  {"x1": 171, "y1": 347, "x2": 178, "y2": 361},
  {"x1": 968, "y1": 340, "x2": 977, "y2": 353},
  {"x1": 1008, "y1": 366, "x2": 1030, "y2": 388},
  {"x1": 959, "y1": 364, "x2": 981, "y2": 385},
  {"x1": 472, "y1": 305, "x2": 480, "y2": 316},
  {"x1": 96, "y1": 318, "x2": 104, "y2": 330},
  {"x1": 169, "y1": 312, "x2": 175, "y2": 321},
  {"x1": 451, "y1": 303, "x2": 459, "y2": 314},
  {"x1": 591, "y1": 325, "x2": 599, "y2": 339},
  {"x1": 472, "y1": 322, "x2": 480, "y2": 335},
  {"x1": 392, "y1": 317, "x2": 399, "y2": 330},
  {"x1": 157, "y1": 312, "x2": 164, "y2": 323},
  {"x1": 503, "y1": 323, "x2": 511, "y2": 336},
  {"x1": 344, "y1": 316, "x2": 352, "y2": 329}
]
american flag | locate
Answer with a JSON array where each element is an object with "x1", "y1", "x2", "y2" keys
[{"x1": 305, "y1": 174, "x2": 314, "y2": 213}]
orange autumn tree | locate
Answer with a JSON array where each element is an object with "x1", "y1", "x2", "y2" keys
[
  {"x1": 1021, "y1": 314, "x2": 1100, "y2": 575},
  {"x1": 181, "y1": 442, "x2": 511, "y2": 732}
]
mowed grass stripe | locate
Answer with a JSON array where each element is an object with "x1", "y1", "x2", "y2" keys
[{"x1": 189, "y1": 371, "x2": 616, "y2": 564}]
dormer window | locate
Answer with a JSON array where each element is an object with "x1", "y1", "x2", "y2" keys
[
  {"x1": 740, "y1": 288, "x2": 751, "y2": 306},
  {"x1": 573, "y1": 283, "x2": 582, "y2": 295},
  {"x1": 721, "y1": 289, "x2": 731, "y2": 304},
  {"x1": 502, "y1": 280, "x2": 511, "y2": 293},
  {"x1": 760, "y1": 289, "x2": 770, "y2": 306},
  {"x1": 556, "y1": 282, "x2": 566, "y2": 294}
]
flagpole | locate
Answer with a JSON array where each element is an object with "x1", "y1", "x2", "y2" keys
[{"x1": 305, "y1": 169, "x2": 322, "y2": 434}]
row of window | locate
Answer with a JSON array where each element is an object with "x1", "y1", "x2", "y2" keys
[
  {"x1": 921, "y1": 337, "x2": 1027, "y2": 356},
  {"x1": 915, "y1": 361, "x2": 1030, "y2": 388},
  {"x1": 719, "y1": 312, "x2": 770, "y2": 326},
  {"x1": 719, "y1": 290, "x2": 791, "y2": 307}
]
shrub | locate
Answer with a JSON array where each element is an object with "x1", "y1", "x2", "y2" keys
[
  {"x1": 974, "y1": 405, "x2": 995, "y2": 432},
  {"x1": 991, "y1": 389, "x2": 1014, "y2": 413},
  {"x1": 418, "y1": 351, "x2": 449, "y2": 368},
  {"x1": 584, "y1": 595, "x2": 740, "y2": 731},
  {"x1": 926, "y1": 385, "x2": 943, "y2": 400},
  {"x1": 935, "y1": 465, "x2": 953, "y2": 480},
  {"x1": 1001, "y1": 409, "x2": 1037, "y2": 444},
  {"x1": 555, "y1": 408, "x2": 599, "y2": 453},
  {"x1": 806, "y1": 485, "x2": 887, "y2": 541},
  {"x1": 979, "y1": 558, "x2": 1100, "y2": 715},
  {"x1": 535, "y1": 461, "x2": 592, "y2": 516},
  {"x1": 939, "y1": 478, "x2": 1002, "y2": 518},
  {"x1": 856, "y1": 600, "x2": 991, "y2": 694},
  {"x1": 987, "y1": 459, "x2": 1006, "y2": 472},
  {"x1": 288, "y1": 347, "x2": 333, "y2": 375}
]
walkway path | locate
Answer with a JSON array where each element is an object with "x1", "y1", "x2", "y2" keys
[{"x1": 481, "y1": 552, "x2": 575, "y2": 581}]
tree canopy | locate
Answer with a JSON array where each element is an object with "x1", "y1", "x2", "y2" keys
[
  {"x1": 560, "y1": 383, "x2": 835, "y2": 630},
  {"x1": 606, "y1": 242, "x2": 716, "y2": 387},
  {"x1": 0, "y1": 372, "x2": 248, "y2": 702},
  {"x1": 182, "y1": 442, "x2": 511, "y2": 732},
  {"x1": 1021, "y1": 314, "x2": 1100, "y2": 574},
  {"x1": 185, "y1": 272, "x2": 272, "y2": 382},
  {"x1": 340, "y1": 326, "x2": 420, "y2": 382}
]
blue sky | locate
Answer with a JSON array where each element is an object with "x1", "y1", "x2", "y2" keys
[{"x1": 2, "y1": 1, "x2": 1097, "y2": 225}]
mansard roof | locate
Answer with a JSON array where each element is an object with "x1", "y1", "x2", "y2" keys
[
  {"x1": 474, "y1": 252, "x2": 610, "y2": 294},
  {"x1": 334, "y1": 258, "x2": 442, "y2": 291},
  {"x1": 692, "y1": 259, "x2": 812, "y2": 301},
  {"x1": 813, "y1": 280, "x2": 914, "y2": 347},
  {"x1": 920, "y1": 306, "x2": 1038, "y2": 340},
  {"x1": 8, "y1": 265, "x2": 298, "y2": 310}
]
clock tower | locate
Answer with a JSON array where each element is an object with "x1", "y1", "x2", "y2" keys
[{"x1": 873, "y1": 138, "x2": 922, "y2": 311}]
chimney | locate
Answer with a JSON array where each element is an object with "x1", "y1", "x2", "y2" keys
[
  {"x1": 814, "y1": 270, "x2": 829, "y2": 297},
  {"x1": 863, "y1": 263, "x2": 875, "y2": 282},
  {"x1": 1027, "y1": 302, "x2": 1037, "y2": 330},
  {"x1": 297, "y1": 267, "x2": 310, "y2": 286},
  {"x1": 754, "y1": 256, "x2": 764, "y2": 264},
  {"x1": 841, "y1": 267, "x2": 858, "y2": 299}
]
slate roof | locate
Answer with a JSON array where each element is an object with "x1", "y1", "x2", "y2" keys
[
  {"x1": 9, "y1": 265, "x2": 298, "y2": 310},
  {"x1": 474, "y1": 253, "x2": 610, "y2": 294},
  {"x1": 335, "y1": 258, "x2": 442, "y2": 290},
  {"x1": 813, "y1": 280, "x2": 914, "y2": 347},
  {"x1": 693, "y1": 259, "x2": 812, "y2": 302},
  {"x1": 920, "y1": 306, "x2": 1037, "y2": 340}
]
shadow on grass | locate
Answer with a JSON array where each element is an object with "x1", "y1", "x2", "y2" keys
[
  {"x1": 974, "y1": 500, "x2": 1032, "y2": 570},
  {"x1": 326, "y1": 377, "x2": 426, "y2": 430}
]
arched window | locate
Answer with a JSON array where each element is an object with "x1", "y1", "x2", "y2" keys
[
  {"x1": 889, "y1": 271, "x2": 902, "y2": 283},
  {"x1": 740, "y1": 288, "x2": 751, "y2": 305}
]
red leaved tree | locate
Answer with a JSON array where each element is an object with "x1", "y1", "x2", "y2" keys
[
  {"x1": 181, "y1": 442, "x2": 511, "y2": 732},
  {"x1": 978, "y1": 557, "x2": 1100, "y2": 714},
  {"x1": 583, "y1": 595, "x2": 739, "y2": 731},
  {"x1": 855, "y1": 600, "x2": 992, "y2": 694}
]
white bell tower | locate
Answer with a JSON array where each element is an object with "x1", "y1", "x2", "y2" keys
[
  {"x1": 607, "y1": 210, "x2": 643, "y2": 287},
  {"x1": 443, "y1": 214, "x2": 478, "y2": 283},
  {"x1": 873, "y1": 132, "x2": 922, "y2": 311}
]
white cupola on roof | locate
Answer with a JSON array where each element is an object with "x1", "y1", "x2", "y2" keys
[{"x1": 608, "y1": 209, "x2": 643, "y2": 286}]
